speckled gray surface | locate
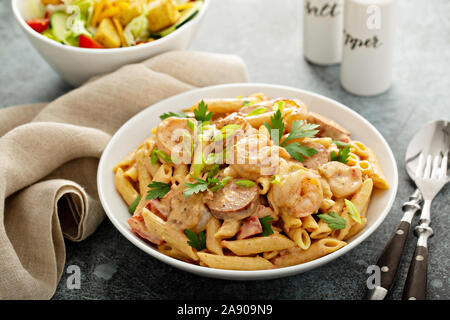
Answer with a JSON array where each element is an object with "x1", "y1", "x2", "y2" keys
[{"x1": 1, "y1": 0, "x2": 449, "y2": 300}]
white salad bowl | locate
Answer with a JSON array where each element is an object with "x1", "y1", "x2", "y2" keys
[
  {"x1": 97, "y1": 83, "x2": 398, "y2": 280},
  {"x1": 11, "y1": 0, "x2": 210, "y2": 87}
]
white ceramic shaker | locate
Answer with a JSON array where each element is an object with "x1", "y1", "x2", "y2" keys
[
  {"x1": 340, "y1": 0, "x2": 397, "y2": 96},
  {"x1": 303, "y1": 0, "x2": 344, "y2": 65}
]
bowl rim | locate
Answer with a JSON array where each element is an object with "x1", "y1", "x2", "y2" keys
[
  {"x1": 11, "y1": 0, "x2": 210, "y2": 54},
  {"x1": 97, "y1": 82, "x2": 399, "y2": 280}
]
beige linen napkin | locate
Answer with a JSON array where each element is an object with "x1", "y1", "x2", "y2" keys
[{"x1": 0, "y1": 51, "x2": 248, "y2": 299}]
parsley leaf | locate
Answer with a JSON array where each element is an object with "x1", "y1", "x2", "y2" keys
[
  {"x1": 318, "y1": 211, "x2": 346, "y2": 230},
  {"x1": 264, "y1": 109, "x2": 284, "y2": 145},
  {"x1": 185, "y1": 229, "x2": 206, "y2": 251},
  {"x1": 259, "y1": 215, "x2": 274, "y2": 236},
  {"x1": 184, "y1": 177, "x2": 209, "y2": 197},
  {"x1": 146, "y1": 181, "x2": 171, "y2": 200},
  {"x1": 263, "y1": 112, "x2": 319, "y2": 163},
  {"x1": 283, "y1": 143, "x2": 318, "y2": 163},
  {"x1": 345, "y1": 199, "x2": 362, "y2": 224},
  {"x1": 128, "y1": 195, "x2": 141, "y2": 214},
  {"x1": 159, "y1": 111, "x2": 188, "y2": 120},
  {"x1": 331, "y1": 145, "x2": 350, "y2": 164},
  {"x1": 280, "y1": 121, "x2": 320, "y2": 147},
  {"x1": 332, "y1": 140, "x2": 349, "y2": 148},
  {"x1": 194, "y1": 100, "x2": 213, "y2": 123}
]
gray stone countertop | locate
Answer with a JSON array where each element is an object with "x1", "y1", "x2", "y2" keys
[{"x1": 1, "y1": 0, "x2": 449, "y2": 300}]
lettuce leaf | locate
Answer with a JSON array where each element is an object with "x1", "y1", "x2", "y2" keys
[{"x1": 124, "y1": 14, "x2": 150, "y2": 46}]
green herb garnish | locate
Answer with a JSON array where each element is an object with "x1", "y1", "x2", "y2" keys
[
  {"x1": 184, "y1": 176, "x2": 210, "y2": 197},
  {"x1": 146, "y1": 181, "x2": 171, "y2": 200},
  {"x1": 272, "y1": 101, "x2": 285, "y2": 112},
  {"x1": 280, "y1": 121, "x2": 320, "y2": 147},
  {"x1": 259, "y1": 215, "x2": 274, "y2": 236},
  {"x1": 318, "y1": 211, "x2": 346, "y2": 230},
  {"x1": 194, "y1": 100, "x2": 213, "y2": 123},
  {"x1": 331, "y1": 145, "x2": 350, "y2": 164},
  {"x1": 264, "y1": 110, "x2": 319, "y2": 162},
  {"x1": 264, "y1": 109, "x2": 285, "y2": 145},
  {"x1": 159, "y1": 111, "x2": 188, "y2": 120},
  {"x1": 234, "y1": 179, "x2": 256, "y2": 188},
  {"x1": 151, "y1": 149, "x2": 172, "y2": 164},
  {"x1": 246, "y1": 106, "x2": 267, "y2": 117},
  {"x1": 283, "y1": 143, "x2": 318, "y2": 163},
  {"x1": 345, "y1": 199, "x2": 362, "y2": 224},
  {"x1": 185, "y1": 229, "x2": 206, "y2": 251},
  {"x1": 270, "y1": 174, "x2": 281, "y2": 185},
  {"x1": 332, "y1": 140, "x2": 349, "y2": 148},
  {"x1": 128, "y1": 195, "x2": 141, "y2": 213}
]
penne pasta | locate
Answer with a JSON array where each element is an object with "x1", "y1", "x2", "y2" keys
[
  {"x1": 221, "y1": 233, "x2": 295, "y2": 256},
  {"x1": 152, "y1": 163, "x2": 173, "y2": 184},
  {"x1": 310, "y1": 220, "x2": 333, "y2": 240},
  {"x1": 281, "y1": 211, "x2": 302, "y2": 231},
  {"x1": 287, "y1": 227, "x2": 311, "y2": 250},
  {"x1": 256, "y1": 176, "x2": 271, "y2": 194},
  {"x1": 273, "y1": 238, "x2": 346, "y2": 267},
  {"x1": 366, "y1": 148, "x2": 389, "y2": 189},
  {"x1": 113, "y1": 150, "x2": 136, "y2": 173},
  {"x1": 142, "y1": 209, "x2": 198, "y2": 261},
  {"x1": 349, "y1": 141, "x2": 370, "y2": 158},
  {"x1": 136, "y1": 149, "x2": 152, "y2": 195},
  {"x1": 197, "y1": 252, "x2": 273, "y2": 270},
  {"x1": 350, "y1": 178, "x2": 374, "y2": 218},
  {"x1": 115, "y1": 167, "x2": 139, "y2": 206},
  {"x1": 301, "y1": 215, "x2": 319, "y2": 232},
  {"x1": 206, "y1": 217, "x2": 223, "y2": 255},
  {"x1": 215, "y1": 220, "x2": 241, "y2": 239},
  {"x1": 124, "y1": 166, "x2": 138, "y2": 182}
]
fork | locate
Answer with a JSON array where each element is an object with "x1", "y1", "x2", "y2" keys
[{"x1": 402, "y1": 151, "x2": 449, "y2": 300}]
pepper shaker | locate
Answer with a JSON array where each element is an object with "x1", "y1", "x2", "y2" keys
[
  {"x1": 303, "y1": 0, "x2": 344, "y2": 65},
  {"x1": 340, "y1": 0, "x2": 397, "y2": 96}
]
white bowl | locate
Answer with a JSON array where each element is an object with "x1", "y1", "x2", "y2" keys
[
  {"x1": 11, "y1": 0, "x2": 210, "y2": 87},
  {"x1": 97, "y1": 83, "x2": 398, "y2": 280}
]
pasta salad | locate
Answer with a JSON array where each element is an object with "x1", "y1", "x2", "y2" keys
[{"x1": 113, "y1": 93, "x2": 389, "y2": 270}]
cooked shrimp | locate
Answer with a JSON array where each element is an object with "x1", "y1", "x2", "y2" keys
[
  {"x1": 228, "y1": 134, "x2": 282, "y2": 179},
  {"x1": 155, "y1": 117, "x2": 191, "y2": 157},
  {"x1": 268, "y1": 169, "x2": 323, "y2": 217},
  {"x1": 318, "y1": 161, "x2": 363, "y2": 198}
]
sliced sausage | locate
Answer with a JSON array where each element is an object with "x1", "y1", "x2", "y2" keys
[
  {"x1": 205, "y1": 180, "x2": 260, "y2": 220},
  {"x1": 307, "y1": 112, "x2": 351, "y2": 143},
  {"x1": 303, "y1": 142, "x2": 330, "y2": 169},
  {"x1": 128, "y1": 215, "x2": 164, "y2": 245}
]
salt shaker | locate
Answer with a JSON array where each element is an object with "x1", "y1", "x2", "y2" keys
[
  {"x1": 303, "y1": 0, "x2": 344, "y2": 65},
  {"x1": 340, "y1": 0, "x2": 397, "y2": 96}
]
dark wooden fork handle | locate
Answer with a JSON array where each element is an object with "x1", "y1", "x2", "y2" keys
[
  {"x1": 402, "y1": 245, "x2": 428, "y2": 300},
  {"x1": 375, "y1": 220, "x2": 411, "y2": 291}
]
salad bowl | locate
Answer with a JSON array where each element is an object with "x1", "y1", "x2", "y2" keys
[
  {"x1": 97, "y1": 83, "x2": 399, "y2": 280},
  {"x1": 12, "y1": 0, "x2": 210, "y2": 86}
]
